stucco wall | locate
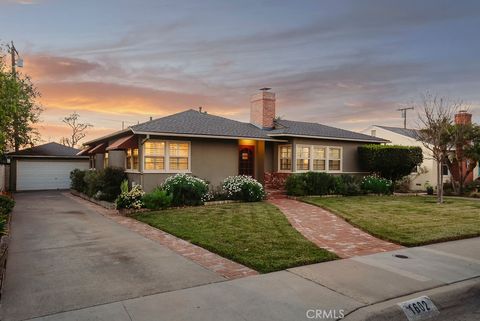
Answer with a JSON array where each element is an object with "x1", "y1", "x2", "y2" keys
[
  {"x1": 94, "y1": 154, "x2": 104, "y2": 170},
  {"x1": 107, "y1": 150, "x2": 125, "y2": 168}
]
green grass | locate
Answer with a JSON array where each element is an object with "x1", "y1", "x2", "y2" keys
[
  {"x1": 133, "y1": 202, "x2": 337, "y2": 273},
  {"x1": 302, "y1": 196, "x2": 480, "y2": 246}
]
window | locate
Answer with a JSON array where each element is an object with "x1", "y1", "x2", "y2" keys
[
  {"x1": 296, "y1": 145, "x2": 310, "y2": 171},
  {"x1": 103, "y1": 153, "x2": 109, "y2": 168},
  {"x1": 279, "y1": 145, "x2": 292, "y2": 171},
  {"x1": 126, "y1": 148, "x2": 139, "y2": 171},
  {"x1": 313, "y1": 146, "x2": 326, "y2": 171},
  {"x1": 143, "y1": 140, "x2": 190, "y2": 172},
  {"x1": 169, "y1": 143, "x2": 189, "y2": 170},
  {"x1": 328, "y1": 147, "x2": 341, "y2": 171},
  {"x1": 144, "y1": 141, "x2": 165, "y2": 170},
  {"x1": 442, "y1": 164, "x2": 449, "y2": 176}
]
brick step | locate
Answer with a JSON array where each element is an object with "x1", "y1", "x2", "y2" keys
[{"x1": 265, "y1": 189, "x2": 287, "y2": 200}]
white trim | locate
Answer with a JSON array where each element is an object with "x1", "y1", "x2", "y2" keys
[
  {"x1": 267, "y1": 133, "x2": 388, "y2": 143},
  {"x1": 277, "y1": 144, "x2": 293, "y2": 173},
  {"x1": 133, "y1": 130, "x2": 287, "y2": 142},
  {"x1": 142, "y1": 139, "x2": 191, "y2": 173}
]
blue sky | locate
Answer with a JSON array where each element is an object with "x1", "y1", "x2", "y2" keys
[{"x1": 1, "y1": 0, "x2": 480, "y2": 142}]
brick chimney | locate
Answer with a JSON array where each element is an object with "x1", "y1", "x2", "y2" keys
[
  {"x1": 454, "y1": 110, "x2": 472, "y2": 125},
  {"x1": 250, "y1": 88, "x2": 275, "y2": 129}
]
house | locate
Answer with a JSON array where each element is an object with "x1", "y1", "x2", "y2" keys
[
  {"x1": 7, "y1": 142, "x2": 89, "y2": 191},
  {"x1": 80, "y1": 90, "x2": 387, "y2": 192},
  {"x1": 362, "y1": 110, "x2": 479, "y2": 190},
  {"x1": 360, "y1": 125, "x2": 445, "y2": 190}
]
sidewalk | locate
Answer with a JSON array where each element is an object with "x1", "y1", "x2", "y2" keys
[{"x1": 28, "y1": 237, "x2": 480, "y2": 321}]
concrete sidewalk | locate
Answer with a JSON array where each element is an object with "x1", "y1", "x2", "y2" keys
[{"x1": 26, "y1": 237, "x2": 480, "y2": 321}]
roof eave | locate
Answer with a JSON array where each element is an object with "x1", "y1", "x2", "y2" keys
[
  {"x1": 84, "y1": 128, "x2": 134, "y2": 145},
  {"x1": 267, "y1": 133, "x2": 390, "y2": 143}
]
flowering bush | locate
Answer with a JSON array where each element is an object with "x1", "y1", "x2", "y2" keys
[
  {"x1": 222, "y1": 175, "x2": 265, "y2": 202},
  {"x1": 115, "y1": 184, "x2": 145, "y2": 209},
  {"x1": 163, "y1": 173, "x2": 209, "y2": 206},
  {"x1": 361, "y1": 175, "x2": 393, "y2": 195}
]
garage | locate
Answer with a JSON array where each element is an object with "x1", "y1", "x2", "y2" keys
[{"x1": 7, "y1": 142, "x2": 89, "y2": 192}]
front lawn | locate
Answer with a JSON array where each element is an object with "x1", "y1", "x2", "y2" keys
[
  {"x1": 302, "y1": 196, "x2": 480, "y2": 246},
  {"x1": 133, "y1": 202, "x2": 336, "y2": 273}
]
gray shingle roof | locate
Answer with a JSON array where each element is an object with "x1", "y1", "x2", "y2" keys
[
  {"x1": 376, "y1": 126, "x2": 420, "y2": 139},
  {"x1": 131, "y1": 109, "x2": 272, "y2": 139},
  {"x1": 270, "y1": 119, "x2": 389, "y2": 142},
  {"x1": 8, "y1": 142, "x2": 82, "y2": 156}
]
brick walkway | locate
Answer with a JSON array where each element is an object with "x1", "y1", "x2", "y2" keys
[
  {"x1": 268, "y1": 198, "x2": 403, "y2": 258},
  {"x1": 65, "y1": 193, "x2": 258, "y2": 279}
]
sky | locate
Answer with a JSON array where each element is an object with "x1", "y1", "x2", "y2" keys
[{"x1": 1, "y1": 0, "x2": 480, "y2": 144}]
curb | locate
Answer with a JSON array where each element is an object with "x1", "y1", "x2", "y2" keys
[{"x1": 343, "y1": 277, "x2": 480, "y2": 321}]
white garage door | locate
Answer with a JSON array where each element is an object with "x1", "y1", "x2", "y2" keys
[{"x1": 17, "y1": 159, "x2": 89, "y2": 191}]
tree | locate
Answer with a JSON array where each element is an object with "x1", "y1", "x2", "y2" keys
[
  {"x1": 0, "y1": 45, "x2": 42, "y2": 153},
  {"x1": 60, "y1": 112, "x2": 92, "y2": 148},
  {"x1": 358, "y1": 145, "x2": 423, "y2": 182},
  {"x1": 445, "y1": 122, "x2": 480, "y2": 195},
  {"x1": 416, "y1": 93, "x2": 458, "y2": 204}
]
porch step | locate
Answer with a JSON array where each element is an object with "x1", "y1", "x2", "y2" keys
[{"x1": 265, "y1": 188, "x2": 287, "y2": 200}]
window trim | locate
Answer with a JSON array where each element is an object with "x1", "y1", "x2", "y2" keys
[
  {"x1": 142, "y1": 140, "x2": 191, "y2": 173},
  {"x1": 277, "y1": 144, "x2": 293, "y2": 173},
  {"x1": 293, "y1": 144, "x2": 343, "y2": 173},
  {"x1": 125, "y1": 148, "x2": 140, "y2": 173}
]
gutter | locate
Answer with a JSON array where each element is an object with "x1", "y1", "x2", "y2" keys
[{"x1": 267, "y1": 133, "x2": 390, "y2": 143}]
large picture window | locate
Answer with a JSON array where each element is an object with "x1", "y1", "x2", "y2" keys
[
  {"x1": 143, "y1": 140, "x2": 190, "y2": 172},
  {"x1": 296, "y1": 145, "x2": 310, "y2": 171},
  {"x1": 279, "y1": 145, "x2": 292, "y2": 171},
  {"x1": 293, "y1": 144, "x2": 342, "y2": 173},
  {"x1": 144, "y1": 141, "x2": 165, "y2": 170}
]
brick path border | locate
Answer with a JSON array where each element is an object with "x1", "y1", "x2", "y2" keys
[
  {"x1": 64, "y1": 193, "x2": 258, "y2": 279},
  {"x1": 268, "y1": 198, "x2": 403, "y2": 258}
]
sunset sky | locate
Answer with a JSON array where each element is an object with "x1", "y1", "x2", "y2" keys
[{"x1": 2, "y1": 0, "x2": 480, "y2": 145}]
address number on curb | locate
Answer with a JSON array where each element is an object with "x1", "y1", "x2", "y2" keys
[{"x1": 398, "y1": 296, "x2": 439, "y2": 321}]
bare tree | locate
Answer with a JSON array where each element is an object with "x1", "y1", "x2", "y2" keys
[
  {"x1": 416, "y1": 93, "x2": 459, "y2": 204},
  {"x1": 60, "y1": 112, "x2": 92, "y2": 148}
]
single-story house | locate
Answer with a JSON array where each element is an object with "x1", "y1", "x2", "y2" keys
[
  {"x1": 80, "y1": 90, "x2": 387, "y2": 191},
  {"x1": 7, "y1": 142, "x2": 89, "y2": 191}
]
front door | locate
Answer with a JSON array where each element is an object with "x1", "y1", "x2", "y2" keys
[{"x1": 239, "y1": 146, "x2": 255, "y2": 177}]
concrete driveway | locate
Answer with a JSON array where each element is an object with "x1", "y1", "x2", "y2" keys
[{"x1": 0, "y1": 191, "x2": 224, "y2": 321}]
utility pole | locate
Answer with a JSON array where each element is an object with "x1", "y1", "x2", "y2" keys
[{"x1": 397, "y1": 107, "x2": 414, "y2": 129}]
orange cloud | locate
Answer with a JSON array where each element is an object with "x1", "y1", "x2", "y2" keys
[{"x1": 23, "y1": 54, "x2": 101, "y2": 80}]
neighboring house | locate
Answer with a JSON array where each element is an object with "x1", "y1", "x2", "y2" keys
[
  {"x1": 80, "y1": 90, "x2": 387, "y2": 192},
  {"x1": 360, "y1": 125, "x2": 450, "y2": 190},
  {"x1": 7, "y1": 142, "x2": 89, "y2": 191}
]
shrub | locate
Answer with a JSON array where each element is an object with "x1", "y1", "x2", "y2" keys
[
  {"x1": 70, "y1": 169, "x2": 87, "y2": 193},
  {"x1": 163, "y1": 173, "x2": 209, "y2": 206},
  {"x1": 97, "y1": 167, "x2": 128, "y2": 202},
  {"x1": 334, "y1": 174, "x2": 363, "y2": 196},
  {"x1": 83, "y1": 170, "x2": 102, "y2": 197},
  {"x1": 0, "y1": 195, "x2": 14, "y2": 215},
  {"x1": 361, "y1": 175, "x2": 393, "y2": 195},
  {"x1": 142, "y1": 188, "x2": 172, "y2": 210},
  {"x1": 358, "y1": 145, "x2": 423, "y2": 182},
  {"x1": 222, "y1": 175, "x2": 265, "y2": 202},
  {"x1": 285, "y1": 174, "x2": 308, "y2": 196},
  {"x1": 285, "y1": 172, "x2": 335, "y2": 196},
  {"x1": 115, "y1": 184, "x2": 145, "y2": 209}
]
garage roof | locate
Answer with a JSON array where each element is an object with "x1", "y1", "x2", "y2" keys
[{"x1": 8, "y1": 142, "x2": 83, "y2": 157}]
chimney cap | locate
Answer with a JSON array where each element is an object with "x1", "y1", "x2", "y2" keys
[
  {"x1": 259, "y1": 87, "x2": 271, "y2": 91},
  {"x1": 458, "y1": 109, "x2": 469, "y2": 114}
]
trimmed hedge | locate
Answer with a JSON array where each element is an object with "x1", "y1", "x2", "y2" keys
[
  {"x1": 285, "y1": 172, "x2": 362, "y2": 196},
  {"x1": 358, "y1": 145, "x2": 423, "y2": 182},
  {"x1": 70, "y1": 167, "x2": 127, "y2": 202}
]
